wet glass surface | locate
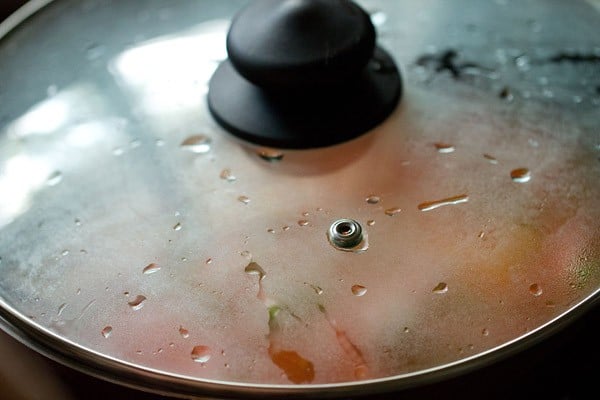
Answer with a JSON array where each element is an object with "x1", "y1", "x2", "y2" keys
[{"x1": 0, "y1": 0, "x2": 598, "y2": 397}]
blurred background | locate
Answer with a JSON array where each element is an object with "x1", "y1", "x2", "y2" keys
[
  {"x1": 0, "y1": 1, "x2": 598, "y2": 399},
  {"x1": 0, "y1": 0, "x2": 25, "y2": 19}
]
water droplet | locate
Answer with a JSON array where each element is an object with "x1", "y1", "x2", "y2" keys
[
  {"x1": 418, "y1": 194, "x2": 469, "y2": 212},
  {"x1": 241, "y1": 250, "x2": 252, "y2": 260},
  {"x1": 85, "y1": 43, "x2": 105, "y2": 61},
  {"x1": 484, "y1": 154, "x2": 499, "y2": 164},
  {"x1": 143, "y1": 263, "x2": 161, "y2": 275},
  {"x1": 298, "y1": 220, "x2": 309, "y2": 226},
  {"x1": 528, "y1": 20, "x2": 542, "y2": 33},
  {"x1": 305, "y1": 283, "x2": 324, "y2": 295},
  {"x1": 101, "y1": 326, "x2": 113, "y2": 338},
  {"x1": 385, "y1": 207, "x2": 402, "y2": 216},
  {"x1": 155, "y1": 138, "x2": 165, "y2": 147},
  {"x1": 510, "y1": 168, "x2": 531, "y2": 183},
  {"x1": 366, "y1": 195, "x2": 380, "y2": 204},
  {"x1": 515, "y1": 55, "x2": 531, "y2": 71},
  {"x1": 179, "y1": 326, "x2": 190, "y2": 338},
  {"x1": 47, "y1": 85, "x2": 58, "y2": 97},
  {"x1": 403, "y1": 327, "x2": 410, "y2": 333},
  {"x1": 112, "y1": 147, "x2": 124, "y2": 156},
  {"x1": 482, "y1": 328, "x2": 490, "y2": 336},
  {"x1": 180, "y1": 135, "x2": 212, "y2": 154},
  {"x1": 128, "y1": 295, "x2": 147, "y2": 311},
  {"x1": 529, "y1": 283, "x2": 543, "y2": 296},
  {"x1": 282, "y1": 225, "x2": 290, "y2": 231},
  {"x1": 351, "y1": 285, "x2": 367, "y2": 296},
  {"x1": 61, "y1": 249, "x2": 69, "y2": 256},
  {"x1": 57, "y1": 303, "x2": 67, "y2": 316},
  {"x1": 432, "y1": 282, "x2": 448, "y2": 294},
  {"x1": 435, "y1": 143, "x2": 455, "y2": 153},
  {"x1": 238, "y1": 195, "x2": 250, "y2": 205},
  {"x1": 478, "y1": 231, "x2": 486, "y2": 239},
  {"x1": 245, "y1": 262, "x2": 266, "y2": 281},
  {"x1": 302, "y1": 211, "x2": 310, "y2": 217},
  {"x1": 130, "y1": 138, "x2": 141, "y2": 149},
  {"x1": 258, "y1": 148, "x2": 284, "y2": 162},
  {"x1": 46, "y1": 171, "x2": 63, "y2": 186},
  {"x1": 220, "y1": 169, "x2": 236, "y2": 182},
  {"x1": 173, "y1": 222, "x2": 182, "y2": 231},
  {"x1": 572, "y1": 95, "x2": 583, "y2": 104},
  {"x1": 367, "y1": 220, "x2": 375, "y2": 226},
  {"x1": 191, "y1": 345, "x2": 211, "y2": 363},
  {"x1": 206, "y1": 258, "x2": 213, "y2": 265},
  {"x1": 499, "y1": 86, "x2": 514, "y2": 101}
]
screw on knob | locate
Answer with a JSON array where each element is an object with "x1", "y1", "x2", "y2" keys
[
  {"x1": 208, "y1": 0, "x2": 402, "y2": 149},
  {"x1": 227, "y1": 0, "x2": 376, "y2": 91}
]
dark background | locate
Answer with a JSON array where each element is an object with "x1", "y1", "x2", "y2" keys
[
  {"x1": 1, "y1": 2, "x2": 598, "y2": 399},
  {"x1": 0, "y1": 0, "x2": 25, "y2": 19}
]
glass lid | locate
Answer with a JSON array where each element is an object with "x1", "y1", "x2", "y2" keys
[{"x1": 0, "y1": 0, "x2": 598, "y2": 398}]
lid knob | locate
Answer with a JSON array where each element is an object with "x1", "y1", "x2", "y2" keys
[
  {"x1": 226, "y1": 0, "x2": 376, "y2": 91},
  {"x1": 208, "y1": 0, "x2": 402, "y2": 149}
]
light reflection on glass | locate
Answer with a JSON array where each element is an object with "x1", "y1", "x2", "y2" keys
[
  {"x1": 110, "y1": 20, "x2": 228, "y2": 115},
  {"x1": 5, "y1": 84, "x2": 110, "y2": 141},
  {"x1": 0, "y1": 84, "x2": 126, "y2": 228},
  {"x1": 7, "y1": 98, "x2": 70, "y2": 138},
  {"x1": 65, "y1": 121, "x2": 112, "y2": 148},
  {"x1": 1, "y1": 20, "x2": 230, "y2": 229},
  {"x1": 0, "y1": 154, "x2": 51, "y2": 227}
]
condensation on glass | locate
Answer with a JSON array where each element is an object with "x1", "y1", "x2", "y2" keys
[{"x1": 0, "y1": 0, "x2": 598, "y2": 397}]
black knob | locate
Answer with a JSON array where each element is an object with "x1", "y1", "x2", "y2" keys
[
  {"x1": 208, "y1": 0, "x2": 402, "y2": 149},
  {"x1": 227, "y1": 0, "x2": 376, "y2": 91}
]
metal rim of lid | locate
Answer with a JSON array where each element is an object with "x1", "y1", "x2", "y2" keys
[{"x1": 1, "y1": 284, "x2": 597, "y2": 399}]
